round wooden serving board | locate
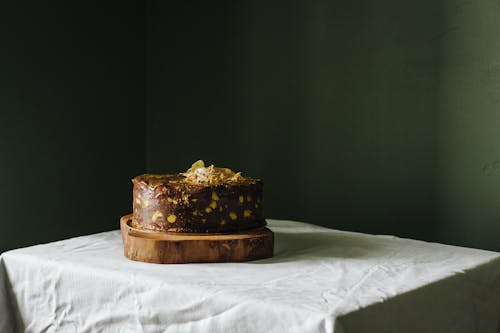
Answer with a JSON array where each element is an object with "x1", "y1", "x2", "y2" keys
[{"x1": 120, "y1": 214, "x2": 274, "y2": 264}]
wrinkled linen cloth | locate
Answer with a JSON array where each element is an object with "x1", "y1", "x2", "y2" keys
[{"x1": 1, "y1": 219, "x2": 500, "y2": 333}]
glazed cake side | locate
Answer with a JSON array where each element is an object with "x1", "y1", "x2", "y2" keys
[{"x1": 131, "y1": 172, "x2": 265, "y2": 233}]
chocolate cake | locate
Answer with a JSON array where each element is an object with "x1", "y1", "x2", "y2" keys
[{"x1": 131, "y1": 160, "x2": 265, "y2": 233}]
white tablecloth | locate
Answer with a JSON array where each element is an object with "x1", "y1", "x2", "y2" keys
[{"x1": 1, "y1": 219, "x2": 499, "y2": 333}]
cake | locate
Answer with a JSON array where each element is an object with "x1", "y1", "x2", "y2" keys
[{"x1": 131, "y1": 160, "x2": 265, "y2": 233}]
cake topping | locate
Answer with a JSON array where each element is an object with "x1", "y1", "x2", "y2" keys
[
  {"x1": 181, "y1": 160, "x2": 244, "y2": 185},
  {"x1": 133, "y1": 160, "x2": 258, "y2": 188}
]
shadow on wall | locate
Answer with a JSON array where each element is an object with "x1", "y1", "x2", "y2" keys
[
  {"x1": 147, "y1": 0, "x2": 439, "y2": 243},
  {"x1": 148, "y1": 0, "x2": 500, "y2": 251},
  {"x1": 0, "y1": 0, "x2": 146, "y2": 253}
]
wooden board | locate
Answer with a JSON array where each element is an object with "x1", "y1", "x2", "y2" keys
[{"x1": 120, "y1": 214, "x2": 274, "y2": 264}]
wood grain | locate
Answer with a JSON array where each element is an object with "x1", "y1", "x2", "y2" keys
[{"x1": 120, "y1": 214, "x2": 274, "y2": 264}]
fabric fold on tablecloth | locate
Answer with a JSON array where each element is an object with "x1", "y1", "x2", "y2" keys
[{"x1": 0, "y1": 255, "x2": 16, "y2": 333}]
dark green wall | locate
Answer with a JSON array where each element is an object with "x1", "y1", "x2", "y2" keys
[
  {"x1": 435, "y1": 0, "x2": 500, "y2": 250},
  {"x1": 147, "y1": 1, "x2": 440, "y2": 242},
  {"x1": 0, "y1": 1, "x2": 146, "y2": 253},
  {"x1": 2, "y1": 1, "x2": 499, "y2": 253}
]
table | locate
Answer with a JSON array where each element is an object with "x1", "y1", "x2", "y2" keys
[{"x1": 1, "y1": 219, "x2": 500, "y2": 333}]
